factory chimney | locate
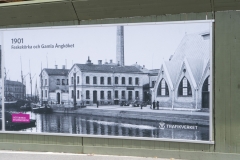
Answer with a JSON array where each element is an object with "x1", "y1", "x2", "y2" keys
[{"x1": 116, "y1": 26, "x2": 124, "y2": 66}]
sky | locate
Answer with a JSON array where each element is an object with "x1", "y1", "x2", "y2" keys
[{"x1": 1, "y1": 21, "x2": 211, "y2": 94}]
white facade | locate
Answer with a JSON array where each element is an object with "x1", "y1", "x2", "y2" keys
[{"x1": 68, "y1": 64, "x2": 149, "y2": 105}]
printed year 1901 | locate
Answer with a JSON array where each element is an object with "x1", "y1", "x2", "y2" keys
[{"x1": 11, "y1": 38, "x2": 23, "y2": 44}]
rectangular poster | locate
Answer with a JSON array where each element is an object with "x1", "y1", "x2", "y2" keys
[{"x1": 1, "y1": 21, "x2": 213, "y2": 142}]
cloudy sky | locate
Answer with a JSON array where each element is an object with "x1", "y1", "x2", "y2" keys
[{"x1": 1, "y1": 21, "x2": 211, "y2": 94}]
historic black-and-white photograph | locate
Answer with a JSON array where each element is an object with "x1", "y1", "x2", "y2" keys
[{"x1": 2, "y1": 21, "x2": 212, "y2": 141}]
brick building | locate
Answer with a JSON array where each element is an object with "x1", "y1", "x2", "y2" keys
[
  {"x1": 4, "y1": 80, "x2": 25, "y2": 101},
  {"x1": 152, "y1": 32, "x2": 211, "y2": 110}
]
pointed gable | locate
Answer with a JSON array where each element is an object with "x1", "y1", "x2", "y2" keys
[
  {"x1": 171, "y1": 32, "x2": 210, "y2": 61},
  {"x1": 186, "y1": 57, "x2": 205, "y2": 85},
  {"x1": 164, "y1": 60, "x2": 182, "y2": 89}
]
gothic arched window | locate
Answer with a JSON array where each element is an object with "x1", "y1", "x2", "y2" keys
[
  {"x1": 178, "y1": 77, "x2": 192, "y2": 96},
  {"x1": 157, "y1": 79, "x2": 169, "y2": 96}
]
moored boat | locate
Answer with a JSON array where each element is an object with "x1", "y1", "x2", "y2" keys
[{"x1": 32, "y1": 104, "x2": 53, "y2": 114}]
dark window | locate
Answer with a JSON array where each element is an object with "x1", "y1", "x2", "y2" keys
[
  {"x1": 135, "y1": 78, "x2": 139, "y2": 85},
  {"x1": 108, "y1": 91, "x2": 111, "y2": 99},
  {"x1": 71, "y1": 90, "x2": 74, "y2": 98},
  {"x1": 67, "y1": 79, "x2": 69, "y2": 85},
  {"x1": 129, "y1": 77, "x2": 132, "y2": 85},
  {"x1": 128, "y1": 91, "x2": 132, "y2": 100},
  {"x1": 108, "y1": 77, "x2": 111, "y2": 85},
  {"x1": 100, "y1": 77, "x2": 104, "y2": 85},
  {"x1": 45, "y1": 79, "x2": 47, "y2": 86},
  {"x1": 41, "y1": 79, "x2": 43, "y2": 86},
  {"x1": 121, "y1": 91, "x2": 125, "y2": 99},
  {"x1": 115, "y1": 90, "x2": 118, "y2": 98},
  {"x1": 115, "y1": 77, "x2": 118, "y2": 84},
  {"x1": 101, "y1": 91, "x2": 104, "y2": 99},
  {"x1": 202, "y1": 76, "x2": 210, "y2": 92},
  {"x1": 45, "y1": 90, "x2": 47, "y2": 97},
  {"x1": 77, "y1": 90, "x2": 79, "y2": 99},
  {"x1": 122, "y1": 77, "x2": 125, "y2": 85},
  {"x1": 86, "y1": 90, "x2": 90, "y2": 99},
  {"x1": 62, "y1": 79, "x2": 65, "y2": 85},
  {"x1": 71, "y1": 77, "x2": 73, "y2": 84},
  {"x1": 57, "y1": 79, "x2": 60, "y2": 85},
  {"x1": 178, "y1": 77, "x2": 192, "y2": 96},
  {"x1": 157, "y1": 79, "x2": 169, "y2": 96},
  {"x1": 93, "y1": 76, "x2": 97, "y2": 84},
  {"x1": 77, "y1": 76, "x2": 79, "y2": 84},
  {"x1": 86, "y1": 76, "x2": 90, "y2": 84},
  {"x1": 135, "y1": 91, "x2": 139, "y2": 99}
]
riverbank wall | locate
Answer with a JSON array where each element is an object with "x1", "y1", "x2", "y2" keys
[{"x1": 51, "y1": 106, "x2": 209, "y2": 126}]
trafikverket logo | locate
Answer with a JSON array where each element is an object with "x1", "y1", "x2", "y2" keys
[{"x1": 159, "y1": 122, "x2": 165, "y2": 129}]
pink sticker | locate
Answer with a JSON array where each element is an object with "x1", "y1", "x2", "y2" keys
[{"x1": 12, "y1": 113, "x2": 30, "y2": 123}]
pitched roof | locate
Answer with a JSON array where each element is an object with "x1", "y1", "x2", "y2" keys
[
  {"x1": 186, "y1": 57, "x2": 207, "y2": 85},
  {"x1": 164, "y1": 60, "x2": 182, "y2": 86},
  {"x1": 148, "y1": 69, "x2": 159, "y2": 76},
  {"x1": 171, "y1": 32, "x2": 210, "y2": 61},
  {"x1": 5, "y1": 80, "x2": 25, "y2": 86},
  {"x1": 75, "y1": 64, "x2": 144, "y2": 73},
  {"x1": 43, "y1": 69, "x2": 69, "y2": 76}
]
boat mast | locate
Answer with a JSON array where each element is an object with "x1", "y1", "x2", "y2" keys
[
  {"x1": 29, "y1": 60, "x2": 35, "y2": 100},
  {"x1": 20, "y1": 56, "x2": 24, "y2": 99}
]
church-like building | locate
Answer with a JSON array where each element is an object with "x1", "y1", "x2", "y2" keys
[{"x1": 152, "y1": 31, "x2": 211, "y2": 110}]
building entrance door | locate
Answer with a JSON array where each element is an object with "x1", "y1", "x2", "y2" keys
[
  {"x1": 128, "y1": 91, "x2": 132, "y2": 101},
  {"x1": 57, "y1": 93, "x2": 60, "y2": 104},
  {"x1": 93, "y1": 91, "x2": 97, "y2": 103}
]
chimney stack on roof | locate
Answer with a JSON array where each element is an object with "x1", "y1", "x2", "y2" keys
[
  {"x1": 62, "y1": 65, "x2": 65, "y2": 69},
  {"x1": 86, "y1": 56, "x2": 92, "y2": 65},
  {"x1": 98, "y1": 60, "x2": 102, "y2": 65},
  {"x1": 55, "y1": 65, "x2": 58, "y2": 69},
  {"x1": 110, "y1": 59, "x2": 113, "y2": 64}
]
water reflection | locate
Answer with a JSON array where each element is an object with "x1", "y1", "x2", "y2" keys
[{"x1": 18, "y1": 112, "x2": 209, "y2": 140}]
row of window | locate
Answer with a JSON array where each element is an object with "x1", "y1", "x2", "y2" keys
[
  {"x1": 84, "y1": 76, "x2": 139, "y2": 85},
  {"x1": 71, "y1": 90, "x2": 139, "y2": 100},
  {"x1": 5, "y1": 87, "x2": 24, "y2": 92},
  {"x1": 42, "y1": 79, "x2": 69, "y2": 86},
  {"x1": 43, "y1": 76, "x2": 140, "y2": 86},
  {"x1": 157, "y1": 77, "x2": 210, "y2": 97}
]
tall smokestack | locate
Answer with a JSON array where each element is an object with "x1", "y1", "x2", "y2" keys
[{"x1": 116, "y1": 26, "x2": 124, "y2": 66}]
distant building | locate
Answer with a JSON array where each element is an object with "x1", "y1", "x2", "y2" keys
[
  {"x1": 40, "y1": 66, "x2": 69, "y2": 104},
  {"x1": 68, "y1": 57, "x2": 149, "y2": 105},
  {"x1": 5, "y1": 80, "x2": 25, "y2": 101},
  {"x1": 152, "y1": 32, "x2": 211, "y2": 110}
]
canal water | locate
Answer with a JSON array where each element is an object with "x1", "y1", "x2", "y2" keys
[{"x1": 14, "y1": 112, "x2": 209, "y2": 141}]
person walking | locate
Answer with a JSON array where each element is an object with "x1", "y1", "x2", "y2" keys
[
  {"x1": 157, "y1": 101, "x2": 159, "y2": 110},
  {"x1": 153, "y1": 100, "x2": 156, "y2": 110}
]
